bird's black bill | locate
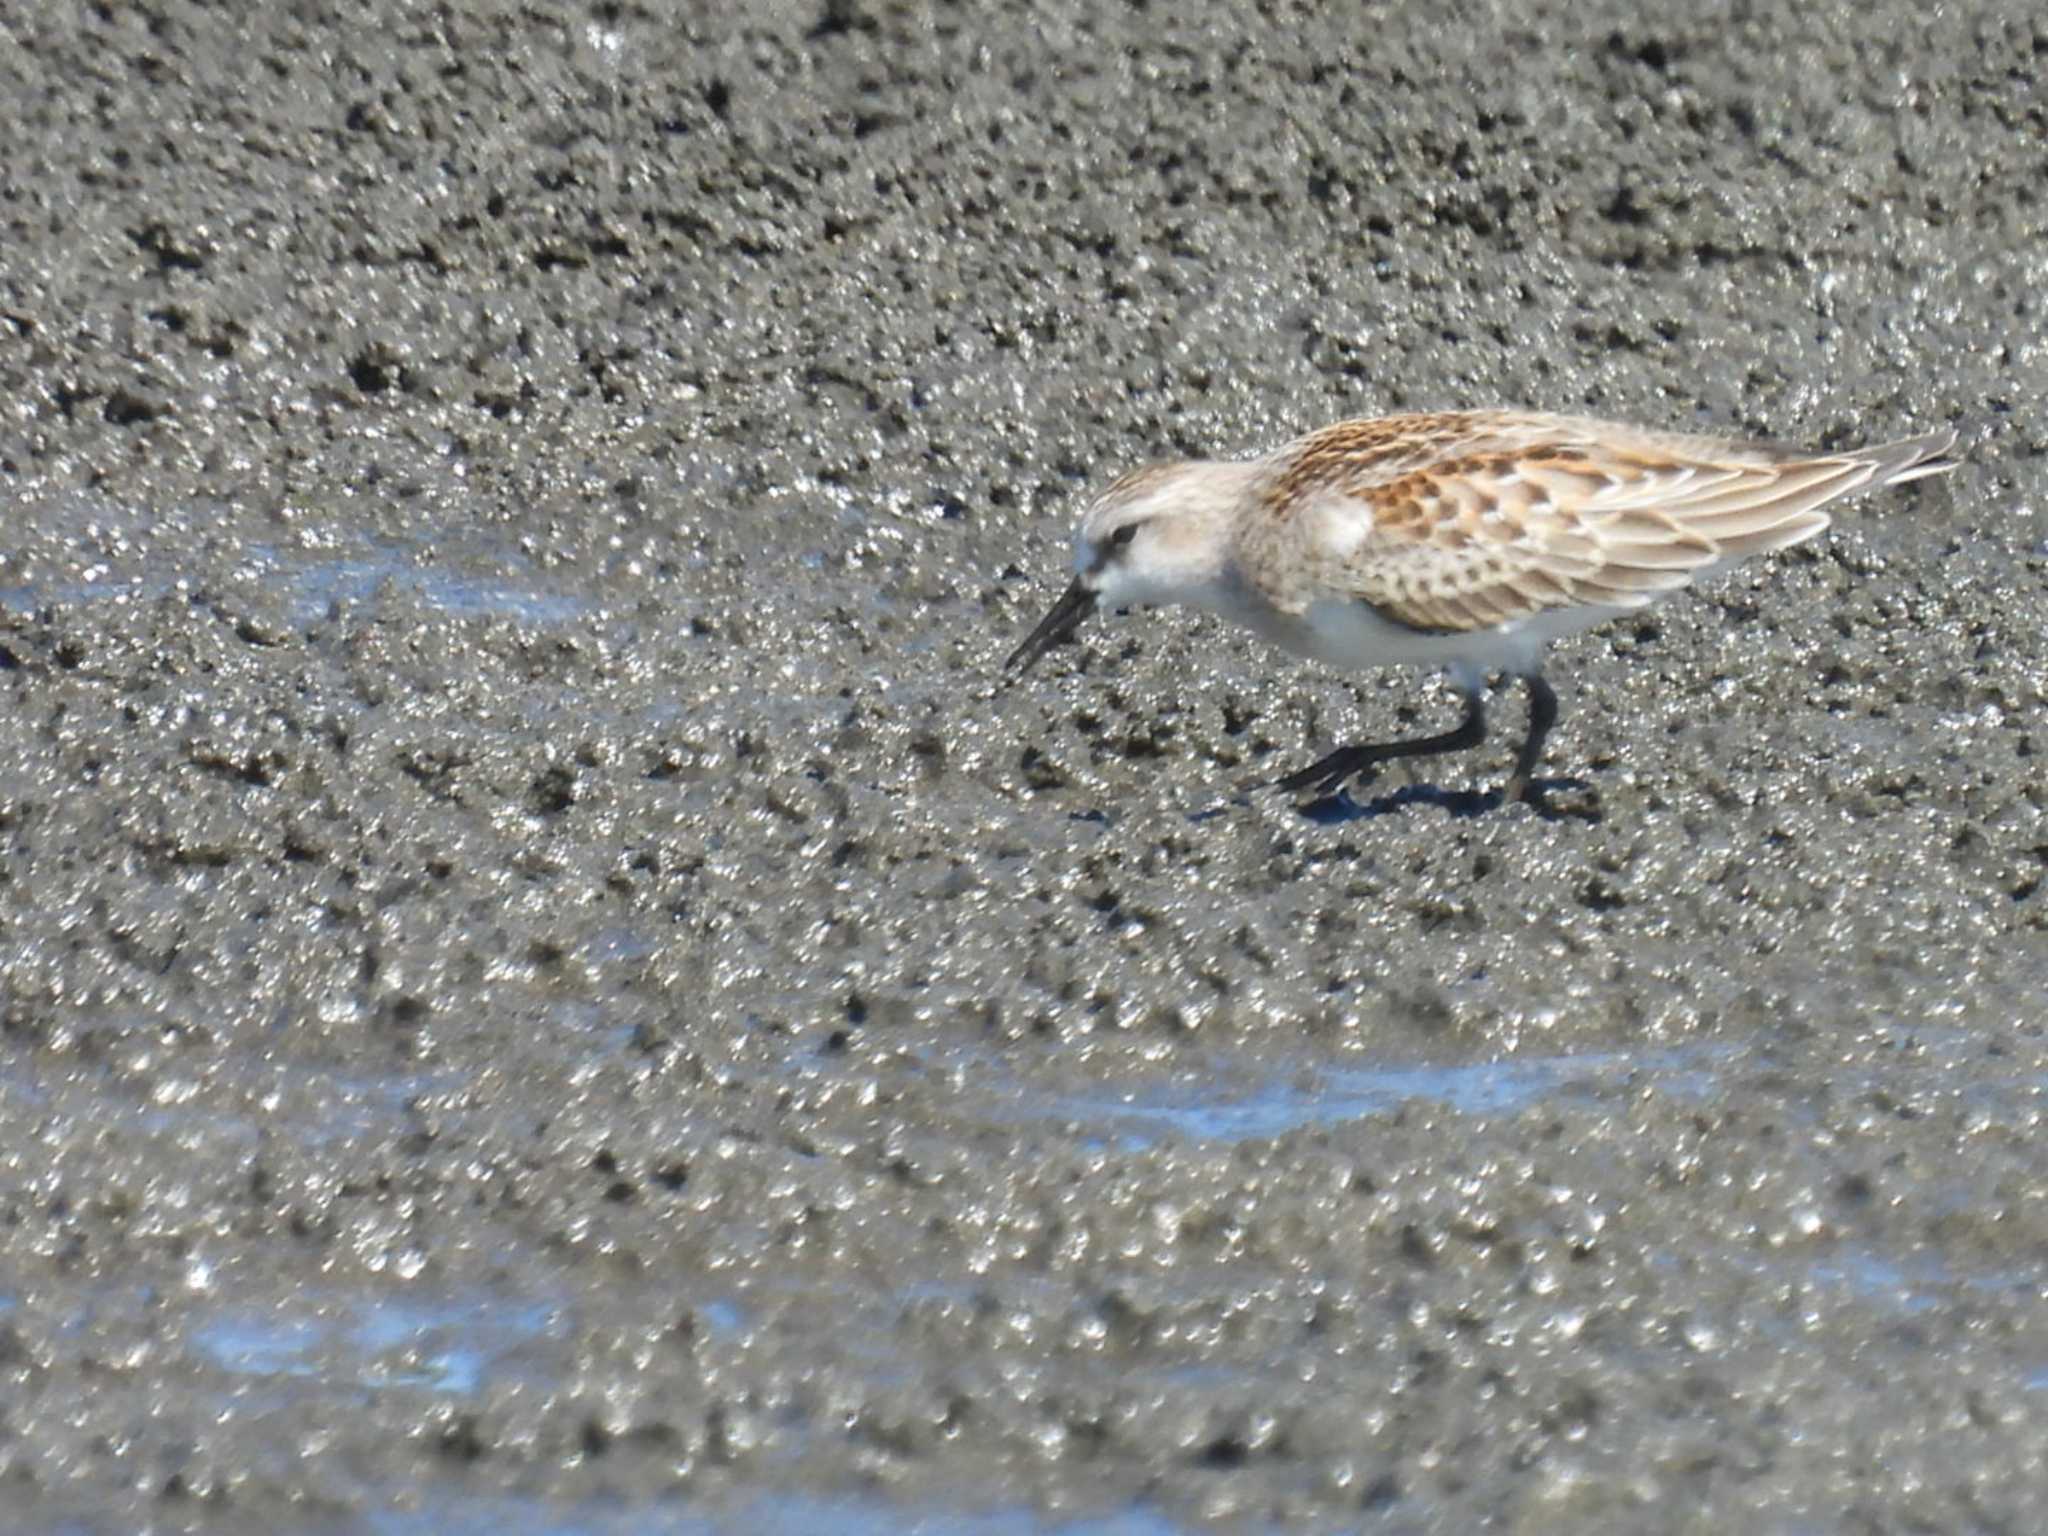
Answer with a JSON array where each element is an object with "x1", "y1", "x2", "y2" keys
[{"x1": 1005, "y1": 578, "x2": 1097, "y2": 676}]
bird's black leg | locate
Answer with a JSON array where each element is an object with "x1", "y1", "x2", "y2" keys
[
  {"x1": 1273, "y1": 691, "x2": 1488, "y2": 798},
  {"x1": 1505, "y1": 673, "x2": 1559, "y2": 803}
]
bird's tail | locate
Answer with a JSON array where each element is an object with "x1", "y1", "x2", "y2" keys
[
  {"x1": 1646, "y1": 423, "x2": 1961, "y2": 561},
  {"x1": 1860, "y1": 425, "x2": 1961, "y2": 487}
]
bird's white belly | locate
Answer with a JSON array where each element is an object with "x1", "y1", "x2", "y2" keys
[{"x1": 1206, "y1": 588, "x2": 1632, "y2": 678}]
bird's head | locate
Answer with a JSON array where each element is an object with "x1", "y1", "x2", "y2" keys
[{"x1": 1005, "y1": 458, "x2": 1252, "y2": 675}]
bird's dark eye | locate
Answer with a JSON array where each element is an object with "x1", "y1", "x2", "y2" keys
[{"x1": 1109, "y1": 524, "x2": 1139, "y2": 549}]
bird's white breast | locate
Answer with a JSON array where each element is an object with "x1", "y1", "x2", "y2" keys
[{"x1": 1203, "y1": 582, "x2": 1630, "y2": 679}]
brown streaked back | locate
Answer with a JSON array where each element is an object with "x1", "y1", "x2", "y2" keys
[{"x1": 1235, "y1": 411, "x2": 1958, "y2": 633}]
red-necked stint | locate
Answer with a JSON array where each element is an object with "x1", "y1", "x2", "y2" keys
[{"x1": 1007, "y1": 410, "x2": 1959, "y2": 803}]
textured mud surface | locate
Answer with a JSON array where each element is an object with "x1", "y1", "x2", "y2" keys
[{"x1": 2, "y1": 1, "x2": 2046, "y2": 1531}]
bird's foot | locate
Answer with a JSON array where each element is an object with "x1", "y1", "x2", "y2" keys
[
  {"x1": 1506, "y1": 774, "x2": 1602, "y2": 823},
  {"x1": 1270, "y1": 746, "x2": 1381, "y2": 799}
]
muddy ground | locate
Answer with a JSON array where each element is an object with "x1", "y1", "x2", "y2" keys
[{"x1": 1, "y1": 1, "x2": 2045, "y2": 1531}]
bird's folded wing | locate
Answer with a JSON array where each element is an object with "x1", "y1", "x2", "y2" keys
[{"x1": 1306, "y1": 441, "x2": 1887, "y2": 634}]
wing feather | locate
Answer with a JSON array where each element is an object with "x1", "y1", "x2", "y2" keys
[{"x1": 1239, "y1": 412, "x2": 1957, "y2": 634}]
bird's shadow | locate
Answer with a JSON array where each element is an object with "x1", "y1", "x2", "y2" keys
[
  {"x1": 1187, "y1": 775, "x2": 1601, "y2": 825},
  {"x1": 1307, "y1": 776, "x2": 1600, "y2": 825}
]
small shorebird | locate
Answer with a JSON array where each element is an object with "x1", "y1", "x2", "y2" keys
[{"x1": 1006, "y1": 410, "x2": 1958, "y2": 803}]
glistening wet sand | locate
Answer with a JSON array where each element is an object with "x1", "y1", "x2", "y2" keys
[{"x1": 0, "y1": 3, "x2": 2044, "y2": 1530}]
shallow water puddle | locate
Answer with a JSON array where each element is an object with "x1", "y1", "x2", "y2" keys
[
  {"x1": 194, "y1": 1293, "x2": 559, "y2": 1395},
  {"x1": 1049, "y1": 1044, "x2": 1729, "y2": 1150},
  {"x1": 0, "y1": 529, "x2": 587, "y2": 629},
  {"x1": 280, "y1": 549, "x2": 589, "y2": 627},
  {"x1": 358, "y1": 1492, "x2": 1189, "y2": 1536},
  {"x1": 1803, "y1": 1247, "x2": 1958, "y2": 1318}
]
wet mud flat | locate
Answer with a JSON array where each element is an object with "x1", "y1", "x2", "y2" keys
[{"x1": 1, "y1": 1, "x2": 2046, "y2": 1531}]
